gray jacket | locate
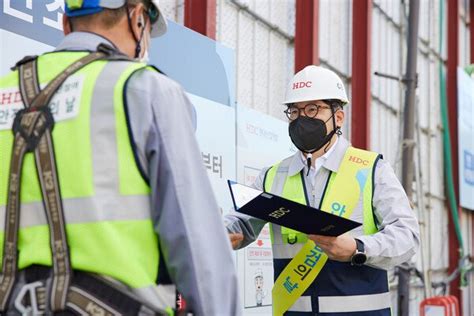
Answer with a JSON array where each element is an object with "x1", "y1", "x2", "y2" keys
[
  {"x1": 226, "y1": 136, "x2": 420, "y2": 270},
  {"x1": 56, "y1": 32, "x2": 240, "y2": 316}
]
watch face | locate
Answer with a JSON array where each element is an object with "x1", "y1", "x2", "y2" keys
[{"x1": 351, "y1": 252, "x2": 367, "y2": 265}]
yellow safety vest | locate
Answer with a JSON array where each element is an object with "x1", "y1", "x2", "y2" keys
[
  {"x1": 264, "y1": 147, "x2": 379, "y2": 315},
  {"x1": 0, "y1": 51, "x2": 159, "y2": 291}
]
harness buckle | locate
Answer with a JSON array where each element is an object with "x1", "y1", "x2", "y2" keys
[
  {"x1": 14, "y1": 281, "x2": 46, "y2": 315},
  {"x1": 11, "y1": 55, "x2": 38, "y2": 71},
  {"x1": 12, "y1": 107, "x2": 55, "y2": 152}
]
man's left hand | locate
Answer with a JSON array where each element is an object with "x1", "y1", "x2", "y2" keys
[{"x1": 308, "y1": 234, "x2": 357, "y2": 262}]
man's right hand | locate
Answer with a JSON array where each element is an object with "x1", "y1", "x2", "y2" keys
[{"x1": 229, "y1": 233, "x2": 244, "y2": 250}]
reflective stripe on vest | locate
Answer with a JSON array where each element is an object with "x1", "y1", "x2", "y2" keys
[
  {"x1": 265, "y1": 147, "x2": 382, "y2": 315},
  {"x1": 0, "y1": 52, "x2": 159, "y2": 292},
  {"x1": 265, "y1": 151, "x2": 378, "y2": 247}
]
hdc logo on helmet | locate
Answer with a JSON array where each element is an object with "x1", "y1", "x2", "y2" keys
[
  {"x1": 349, "y1": 156, "x2": 369, "y2": 165},
  {"x1": 292, "y1": 81, "x2": 312, "y2": 90}
]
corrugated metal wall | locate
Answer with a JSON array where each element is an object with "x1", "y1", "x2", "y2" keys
[
  {"x1": 216, "y1": 0, "x2": 295, "y2": 120},
  {"x1": 160, "y1": 0, "x2": 184, "y2": 24},
  {"x1": 371, "y1": 0, "x2": 403, "y2": 168},
  {"x1": 319, "y1": 0, "x2": 353, "y2": 139}
]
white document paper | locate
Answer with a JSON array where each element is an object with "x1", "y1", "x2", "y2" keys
[{"x1": 228, "y1": 181, "x2": 262, "y2": 209}]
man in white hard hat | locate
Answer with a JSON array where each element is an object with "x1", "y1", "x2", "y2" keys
[
  {"x1": 0, "y1": 0, "x2": 240, "y2": 315},
  {"x1": 226, "y1": 65, "x2": 419, "y2": 315}
]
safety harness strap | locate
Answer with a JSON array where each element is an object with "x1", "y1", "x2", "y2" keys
[
  {"x1": 1, "y1": 46, "x2": 176, "y2": 315},
  {"x1": 0, "y1": 46, "x2": 113, "y2": 312}
]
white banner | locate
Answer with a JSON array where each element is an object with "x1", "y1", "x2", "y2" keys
[
  {"x1": 457, "y1": 68, "x2": 474, "y2": 210},
  {"x1": 236, "y1": 104, "x2": 295, "y2": 314},
  {"x1": 190, "y1": 93, "x2": 236, "y2": 214}
]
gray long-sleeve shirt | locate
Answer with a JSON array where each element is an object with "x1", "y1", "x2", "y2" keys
[
  {"x1": 56, "y1": 32, "x2": 240, "y2": 316},
  {"x1": 225, "y1": 136, "x2": 420, "y2": 270}
]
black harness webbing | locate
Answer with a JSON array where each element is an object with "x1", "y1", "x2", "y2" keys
[{"x1": 0, "y1": 45, "x2": 173, "y2": 315}]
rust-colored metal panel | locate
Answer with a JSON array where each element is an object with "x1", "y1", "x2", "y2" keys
[
  {"x1": 184, "y1": 0, "x2": 217, "y2": 39},
  {"x1": 447, "y1": 0, "x2": 461, "y2": 308},
  {"x1": 470, "y1": 0, "x2": 474, "y2": 304},
  {"x1": 351, "y1": 0, "x2": 372, "y2": 149},
  {"x1": 295, "y1": 0, "x2": 319, "y2": 72},
  {"x1": 471, "y1": 0, "x2": 474, "y2": 63}
]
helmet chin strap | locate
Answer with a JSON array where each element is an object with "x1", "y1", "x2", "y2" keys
[
  {"x1": 126, "y1": 6, "x2": 147, "y2": 58},
  {"x1": 134, "y1": 24, "x2": 147, "y2": 59}
]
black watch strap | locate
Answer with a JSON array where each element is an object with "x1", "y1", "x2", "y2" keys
[
  {"x1": 351, "y1": 239, "x2": 367, "y2": 266},
  {"x1": 355, "y1": 238, "x2": 365, "y2": 253}
]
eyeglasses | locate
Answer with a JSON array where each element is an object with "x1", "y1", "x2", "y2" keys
[{"x1": 284, "y1": 103, "x2": 331, "y2": 120}]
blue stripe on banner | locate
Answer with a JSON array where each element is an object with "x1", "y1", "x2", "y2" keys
[{"x1": 0, "y1": 0, "x2": 64, "y2": 46}]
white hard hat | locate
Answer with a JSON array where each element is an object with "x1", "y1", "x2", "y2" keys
[
  {"x1": 65, "y1": 0, "x2": 167, "y2": 37},
  {"x1": 284, "y1": 65, "x2": 349, "y2": 105}
]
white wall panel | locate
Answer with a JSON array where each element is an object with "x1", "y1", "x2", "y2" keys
[
  {"x1": 160, "y1": 0, "x2": 183, "y2": 23},
  {"x1": 236, "y1": 10, "x2": 254, "y2": 107},
  {"x1": 269, "y1": 35, "x2": 291, "y2": 120},
  {"x1": 429, "y1": 0, "x2": 442, "y2": 54},
  {"x1": 429, "y1": 197, "x2": 449, "y2": 270},
  {"x1": 419, "y1": 0, "x2": 430, "y2": 42},
  {"x1": 419, "y1": 132, "x2": 431, "y2": 197},
  {"x1": 217, "y1": 0, "x2": 294, "y2": 116},
  {"x1": 217, "y1": 0, "x2": 239, "y2": 50},
  {"x1": 417, "y1": 53, "x2": 430, "y2": 130},
  {"x1": 371, "y1": 7, "x2": 402, "y2": 113},
  {"x1": 371, "y1": 100, "x2": 400, "y2": 166},
  {"x1": 460, "y1": 17, "x2": 470, "y2": 67},
  {"x1": 254, "y1": 0, "x2": 269, "y2": 20},
  {"x1": 253, "y1": 22, "x2": 270, "y2": 113},
  {"x1": 429, "y1": 130, "x2": 445, "y2": 199},
  {"x1": 319, "y1": 0, "x2": 351, "y2": 75}
]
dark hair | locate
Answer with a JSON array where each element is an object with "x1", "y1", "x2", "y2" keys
[{"x1": 325, "y1": 99, "x2": 344, "y2": 111}]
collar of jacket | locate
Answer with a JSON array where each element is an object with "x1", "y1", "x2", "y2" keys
[
  {"x1": 287, "y1": 136, "x2": 350, "y2": 177},
  {"x1": 55, "y1": 31, "x2": 120, "y2": 52}
]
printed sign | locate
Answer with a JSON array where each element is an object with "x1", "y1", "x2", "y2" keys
[
  {"x1": 236, "y1": 104, "x2": 295, "y2": 314},
  {"x1": 0, "y1": 75, "x2": 84, "y2": 130},
  {"x1": 190, "y1": 92, "x2": 236, "y2": 214},
  {"x1": 457, "y1": 67, "x2": 474, "y2": 210}
]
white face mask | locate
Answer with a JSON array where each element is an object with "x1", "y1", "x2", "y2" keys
[{"x1": 137, "y1": 23, "x2": 150, "y2": 63}]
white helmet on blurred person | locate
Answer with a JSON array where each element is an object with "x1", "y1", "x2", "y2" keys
[{"x1": 284, "y1": 65, "x2": 349, "y2": 105}]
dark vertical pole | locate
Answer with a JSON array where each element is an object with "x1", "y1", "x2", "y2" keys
[
  {"x1": 295, "y1": 0, "x2": 319, "y2": 72},
  {"x1": 351, "y1": 0, "x2": 372, "y2": 149},
  {"x1": 398, "y1": 1, "x2": 420, "y2": 315},
  {"x1": 401, "y1": 0, "x2": 420, "y2": 205},
  {"x1": 184, "y1": 0, "x2": 217, "y2": 40}
]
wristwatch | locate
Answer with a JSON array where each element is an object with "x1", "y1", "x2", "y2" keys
[{"x1": 350, "y1": 238, "x2": 367, "y2": 266}]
